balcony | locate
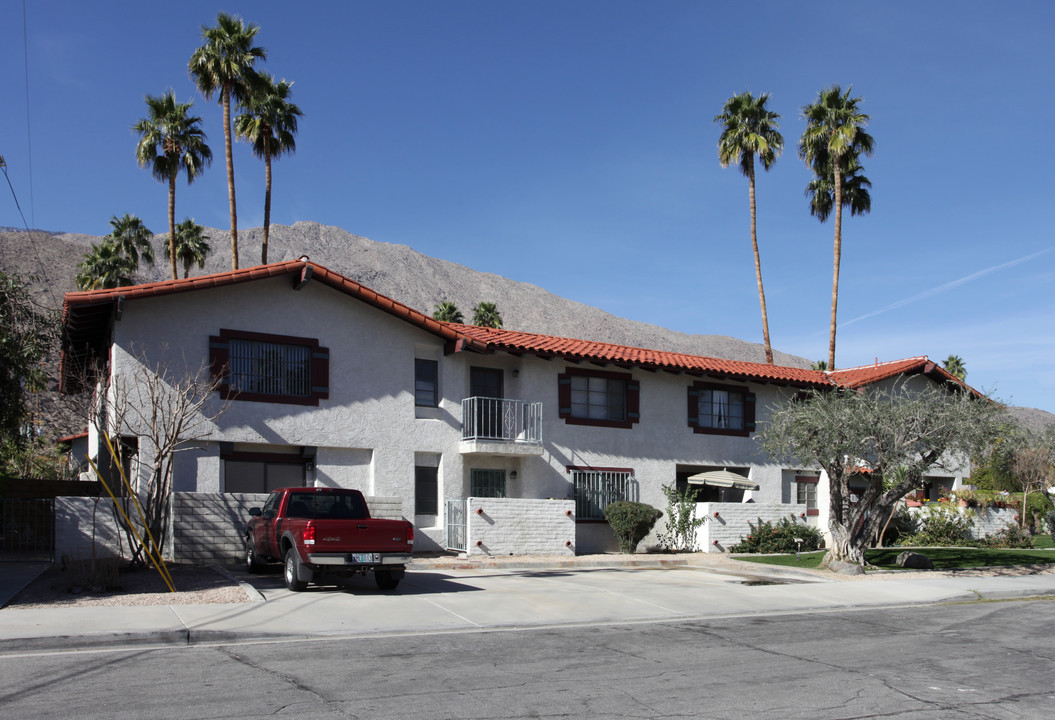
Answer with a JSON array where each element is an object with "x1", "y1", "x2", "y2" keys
[{"x1": 460, "y1": 397, "x2": 543, "y2": 455}]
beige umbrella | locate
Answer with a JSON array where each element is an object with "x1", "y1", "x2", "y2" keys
[{"x1": 686, "y1": 469, "x2": 759, "y2": 491}]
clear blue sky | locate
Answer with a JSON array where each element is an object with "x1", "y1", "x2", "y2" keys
[{"x1": 3, "y1": 1, "x2": 1053, "y2": 412}]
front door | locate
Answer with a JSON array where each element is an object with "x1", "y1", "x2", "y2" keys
[{"x1": 469, "y1": 367, "x2": 504, "y2": 439}]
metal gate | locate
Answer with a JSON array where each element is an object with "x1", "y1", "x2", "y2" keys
[
  {"x1": 0, "y1": 498, "x2": 54, "y2": 561},
  {"x1": 445, "y1": 497, "x2": 467, "y2": 552}
]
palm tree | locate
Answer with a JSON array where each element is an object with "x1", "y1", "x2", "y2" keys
[
  {"x1": 432, "y1": 301, "x2": 464, "y2": 323},
  {"x1": 805, "y1": 155, "x2": 872, "y2": 222},
  {"x1": 75, "y1": 241, "x2": 136, "y2": 290},
  {"x1": 799, "y1": 85, "x2": 875, "y2": 370},
  {"x1": 133, "y1": 91, "x2": 212, "y2": 279},
  {"x1": 471, "y1": 302, "x2": 502, "y2": 328},
  {"x1": 105, "y1": 214, "x2": 155, "y2": 270},
  {"x1": 165, "y1": 219, "x2": 211, "y2": 279},
  {"x1": 715, "y1": 91, "x2": 783, "y2": 365},
  {"x1": 188, "y1": 12, "x2": 267, "y2": 271},
  {"x1": 235, "y1": 73, "x2": 302, "y2": 265},
  {"x1": 942, "y1": 354, "x2": 967, "y2": 381},
  {"x1": 811, "y1": 360, "x2": 829, "y2": 371}
]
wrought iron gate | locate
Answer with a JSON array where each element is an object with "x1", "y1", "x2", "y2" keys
[
  {"x1": 445, "y1": 497, "x2": 467, "y2": 552},
  {"x1": 0, "y1": 498, "x2": 54, "y2": 561}
]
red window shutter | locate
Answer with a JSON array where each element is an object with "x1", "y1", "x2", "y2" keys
[
  {"x1": 687, "y1": 387, "x2": 699, "y2": 427},
  {"x1": 311, "y1": 346, "x2": 329, "y2": 401},
  {"x1": 208, "y1": 335, "x2": 229, "y2": 393},
  {"x1": 627, "y1": 380, "x2": 641, "y2": 424},
  {"x1": 557, "y1": 374, "x2": 571, "y2": 418},
  {"x1": 745, "y1": 391, "x2": 757, "y2": 432}
]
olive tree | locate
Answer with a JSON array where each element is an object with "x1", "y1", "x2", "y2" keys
[{"x1": 759, "y1": 380, "x2": 1004, "y2": 567}]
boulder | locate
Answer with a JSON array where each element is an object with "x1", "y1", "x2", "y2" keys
[
  {"x1": 896, "y1": 551, "x2": 934, "y2": 570},
  {"x1": 828, "y1": 560, "x2": 865, "y2": 575}
]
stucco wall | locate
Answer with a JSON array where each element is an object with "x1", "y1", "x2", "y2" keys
[{"x1": 55, "y1": 497, "x2": 125, "y2": 561}]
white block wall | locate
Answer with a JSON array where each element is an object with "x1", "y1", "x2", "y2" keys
[
  {"x1": 699, "y1": 502, "x2": 813, "y2": 552},
  {"x1": 907, "y1": 505, "x2": 1021, "y2": 540},
  {"x1": 466, "y1": 497, "x2": 576, "y2": 556}
]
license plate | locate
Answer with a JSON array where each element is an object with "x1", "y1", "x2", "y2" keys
[{"x1": 350, "y1": 553, "x2": 378, "y2": 563}]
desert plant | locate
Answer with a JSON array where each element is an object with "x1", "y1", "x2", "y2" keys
[
  {"x1": 978, "y1": 523, "x2": 1034, "y2": 549},
  {"x1": 604, "y1": 501, "x2": 662, "y2": 553},
  {"x1": 730, "y1": 517, "x2": 823, "y2": 554},
  {"x1": 656, "y1": 483, "x2": 706, "y2": 552},
  {"x1": 899, "y1": 504, "x2": 974, "y2": 547}
]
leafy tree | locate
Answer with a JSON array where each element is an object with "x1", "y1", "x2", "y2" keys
[
  {"x1": 471, "y1": 301, "x2": 502, "y2": 328},
  {"x1": 759, "y1": 381, "x2": 1003, "y2": 567},
  {"x1": 75, "y1": 239, "x2": 137, "y2": 290},
  {"x1": 715, "y1": 91, "x2": 783, "y2": 365},
  {"x1": 432, "y1": 301, "x2": 464, "y2": 323},
  {"x1": 235, "y1": 73, "x2": 302, "y2": 265},
  {"x1": 133, "y1": 91, "x2": 212, "y2": 279},
  {"x1": 164, "y1": 219, "x2": 211, "y2": 278},
  {"x1": 0, "y1": 270, "x2": 55, "y2": 456},
  {"x1": 656, "y1": 483, "x2": 706, "y2": 552},
  {"x1": 942, "y1": 354, "x2": 967, "y2": 381},
  {"x1": 189, "y1": 12, "x2": 267, "y2": 271},
  {"x1": 799, "y1": 85, "x2": 875, "y2": 370}
]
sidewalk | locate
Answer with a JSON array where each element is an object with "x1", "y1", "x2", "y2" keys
[{"x1": 2, "y1": 554, "x2": 1053, "y2": 654}]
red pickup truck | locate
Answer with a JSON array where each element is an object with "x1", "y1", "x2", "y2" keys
[{"x1": 244, "y1": 487, "x2": 415, "y2": 591}]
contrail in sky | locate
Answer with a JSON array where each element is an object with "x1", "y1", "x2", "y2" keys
[{"x1": 842, "y1": 245, "x2": 1054, "y2": 328}]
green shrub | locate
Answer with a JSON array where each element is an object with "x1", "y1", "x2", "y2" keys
[
  {"x1": 604, "y1": 501, "x2": 663, "y2": 553},
  {"x1": 1046, "y1": 509, "x2": 1055, "y2": 543},
  {"x1": 899, "y1": 504, "x2": 974, "y2": 546},
  {"x1": 730, "y1": 516, "x2": 823, "y2": 554},
  {"x1": 978, "y1": 523, "x2": 1034, "y2": 549},
  {"x1": 655, "y1": 484, "x2": 706, "y2": 552}
]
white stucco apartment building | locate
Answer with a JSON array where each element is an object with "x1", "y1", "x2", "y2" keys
[{"x1": 60, "y1": 259, "x2": 973, "y2": 555}]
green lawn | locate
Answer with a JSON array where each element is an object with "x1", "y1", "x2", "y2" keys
[{"x1": 736, "y1": 543, "x2": 1055, "y2": 571}]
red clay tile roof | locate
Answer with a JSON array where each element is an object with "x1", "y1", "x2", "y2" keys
[
  {"x1": 445, "y1": 323, "x2": 831, "y2": 387},
  {"x1": 61, "y1": 260, "x2": 966, "y2": 394}
]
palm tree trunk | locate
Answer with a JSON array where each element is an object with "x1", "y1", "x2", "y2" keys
[
  {"x1": 168, "y1": 175, "x2": 178, "y2": 280},
  {"x1": 748, "y1": 162, "x2": 773, "y2": 364},
  {"x1": 223, "y1": 84, "x2": 239, "y2": 270},
  {"x1": 262, "y1": 135, "x2": 272, "y2": 265},
  {"x1": 828, "y1": 159, "x2": 843, "y2": 370}
]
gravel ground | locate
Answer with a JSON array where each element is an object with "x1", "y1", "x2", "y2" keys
[{"x1": 7, "y1": 563, "x2": 251, "y2": 609}]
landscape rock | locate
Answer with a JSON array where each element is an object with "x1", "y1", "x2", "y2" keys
[
  {"x1": 828, "y1": 560, "x2": 865, "y2": 575},
  {"x1": 896, "y1": 551, "x2": 934, "y2": 570}
]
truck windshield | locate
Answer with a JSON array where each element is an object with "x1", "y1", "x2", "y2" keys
[{"x1": 285, "y1": 493, "x2": 367, "y2": 520}]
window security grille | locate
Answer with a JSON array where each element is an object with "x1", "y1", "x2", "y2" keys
[
  {"x1": 572, "y1": 470, "x2": 633, "y2": 520},
  {"x1": 470, "y1": 469, "x2": 506, "y2": 498},
  {"x1": 229, "y1": 339, "x2": 310, "y2": 397}
]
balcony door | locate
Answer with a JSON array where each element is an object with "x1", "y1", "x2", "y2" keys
[{"x1": 469, "y1": 367, "x2": 504, "y2": 439}]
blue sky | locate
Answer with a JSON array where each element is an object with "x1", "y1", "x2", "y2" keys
[{"x1": 2, "y1": 1, "x2": 1053, "y2": 412}]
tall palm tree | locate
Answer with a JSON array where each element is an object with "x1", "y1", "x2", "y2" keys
[
  {"x1": 235, "y1": 73, "x2": 302, "y2": 265},
  {"x1": 432, "y1": 301, "x2": 464, "y2": 323},
  {"x1": 471, "y1": 302, "x2": 502, "y2": 328},
  {"x1": 188, "y1": 12, "x2": 267, "y2": 271},
  {"x1": 133, "y1": 91, "x2": 212, "y2": 279},
  {"x1": 105, "y1": 214, "x2": 155, "y2": 270},
  {"x1": 804, "y1": 154, "x2": 871, "y2": 222},
  {"x1": 165, "y1": 219, "x2": 212, "y2": 279},
  {"x1": 75, "y1": 241, "x2": 136, "y2": 290},
  {"x1": 942, "y1": 354, "x2": 967, "y2": 381},
  {"x1": 715, "y1": 91, "x2": 783, "y2": 365},
  {"x1": 799, "y1": 85, "x2": 874, "y2": 370}
]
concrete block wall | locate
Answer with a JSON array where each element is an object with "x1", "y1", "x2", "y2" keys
[
  {"x1": 907, "y1": 505, "x2": 1020, "y2": 540},
  {"x1": 699, "y1": 502, "x2": 812, "y2": 552},
  {"x1": 55, "y1": 497, "x2": 125, "y2": 561},
  {"x1": 466, "y1": 498, "x2": 576, "y2": 556}
]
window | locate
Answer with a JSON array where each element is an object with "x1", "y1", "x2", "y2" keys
[
  {"x1": 796, "y1": 476, "x2": 818, "y2": 516},
  {"x1": 470, "y1": 469, "x2": 506, "y2": 498},
  {"x1": 558, "y1": 369, "x2": 640, "y2": 429},
  {"x1": 210, "y1": 329, "x2": 329, "y2": 406},
  {"x1": 415, "y1": 466, "x2": 438, "y2": 515},
  {"x1": 688, "y1": 381, "x2": 755, "y2": 437},
  {"x1": 224, "y1": 460, "x2": 304, "y2": 493},
  {"x1": 415, "y1": 358, "x2": 439, "y2": 407},
  {"x1": 570, "y1": 467, "x2": 635, "y2": 520}
]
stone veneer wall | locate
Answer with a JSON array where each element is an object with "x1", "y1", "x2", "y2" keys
[
  {"x1": 466, "y1": 498, "x2": 576, "y2": 556},
  {"x1": 55, "y1": 492, "x2": 404, "y2": 564}
]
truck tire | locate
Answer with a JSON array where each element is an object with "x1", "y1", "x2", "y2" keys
[
  {"x1": 284, "y1": 548, "x2": 308, "y2": 592},
  {"x1": 245, "y1": 537, "x2": 266, "y2": 574},
  {"x1": 375, "y1": 569, "x2": 400, "y2": 591}
]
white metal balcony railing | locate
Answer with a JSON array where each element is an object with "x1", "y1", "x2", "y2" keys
[{"x1": 461, "y1": 397, "x2": 542, "y2": 444}]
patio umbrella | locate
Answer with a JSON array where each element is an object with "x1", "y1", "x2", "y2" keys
[{"x1": 686, "y1": 469, "x2": 759, "y2": 491}]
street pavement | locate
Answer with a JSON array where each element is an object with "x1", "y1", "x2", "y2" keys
[{"x1": 1, "y1": 554, "x2": 1053, "y2": 654}]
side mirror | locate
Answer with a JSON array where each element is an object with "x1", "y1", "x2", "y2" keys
[{"x1": 248, "y1": 507, "x2": 262, "y2": 517}]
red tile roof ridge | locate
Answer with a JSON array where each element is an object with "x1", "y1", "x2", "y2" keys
[{"x1": 830, "y1": 356, "x2": 930, "y2": 373}]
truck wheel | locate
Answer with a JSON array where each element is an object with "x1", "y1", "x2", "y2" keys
[
  {"x1": 284, "y1": 548, "x2": 308, "y2": 591},
  {"x1": 245, "y1": 537, "x2": 265, "y2": 574},
  {"x1": 375, "y1": 570, "x2": 400, "y2": 591}
]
